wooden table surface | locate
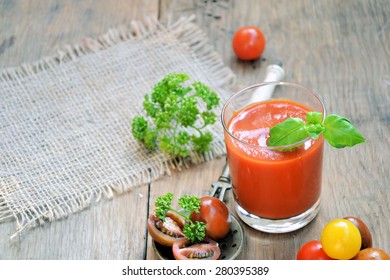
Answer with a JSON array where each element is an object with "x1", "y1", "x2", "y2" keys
[{"x1": 1, "y1": 0, "x2": 389, "y2": 260}]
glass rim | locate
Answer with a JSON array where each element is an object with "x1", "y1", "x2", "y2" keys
[{"x1": 221, "y1": 81, "x2": 327, "y2": 150}]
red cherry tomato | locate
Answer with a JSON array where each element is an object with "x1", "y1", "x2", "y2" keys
[
  {"x1": 147, "y1": 211, "x2": 187, "y2": 247},
  {"x1": 232, "y1": 26, "x2": 266, "y2": 60},
  {"x1": 343, "y1": 216, "x2": 372, "y2": 250},
  {"x1": 352, "y1": 248, "x2": 390, "y2": 260},
  {"x1": 172, "y1": 237, "x2": 221, "y2": 260},
  {"x1": 296, "y1": 240, "x2": 334, "y2": 260},
  {"x1": 190, "y1": 196, "x2": 231, "y2": 240}
]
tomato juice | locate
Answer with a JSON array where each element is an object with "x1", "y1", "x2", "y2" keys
[{"x1": 224, "y1": 99, "x2": 324, "y2": 219}]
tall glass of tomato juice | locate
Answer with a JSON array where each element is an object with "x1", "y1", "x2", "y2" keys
[{"x1": 221, "y1": 82, "x2": 326, "y2": 233}]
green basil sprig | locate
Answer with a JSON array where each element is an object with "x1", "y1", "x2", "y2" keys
[{"x1": 268, "y1": 112, "x2": 365, "y2": 149}]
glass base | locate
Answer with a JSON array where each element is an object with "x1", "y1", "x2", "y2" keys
[{"x1": 235, "y1": 198, "x2": 321, "y2": 233}]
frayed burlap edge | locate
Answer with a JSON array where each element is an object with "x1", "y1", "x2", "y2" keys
[{"x1": 0, "y1": 15, "x2": 236, "y2": 239}]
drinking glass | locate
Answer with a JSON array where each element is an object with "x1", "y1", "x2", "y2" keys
[{"x1": 221, "y1": 82, "x2": 326, "y2": 233}]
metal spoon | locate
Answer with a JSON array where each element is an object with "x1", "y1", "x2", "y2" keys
[
  {"x1": 210, "y1": 161, "x2": 231, "y2": 202},
  {"x1": 152, "y1": 160, "x2": 244, "y2": 260},
  {"x1": 209, "y1": 161, "x2": 244, "y2": 260},
  {"x1": 249, "y1": 60, "x2": 285, "y2": 103}
]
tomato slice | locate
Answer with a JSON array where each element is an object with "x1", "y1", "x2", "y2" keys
[
  {"x1": 147, "y1": 211, "x2": 187, "y2": 247},
  {"x1": 172, "y1": 237, "x2": 221, "y2": 260}
]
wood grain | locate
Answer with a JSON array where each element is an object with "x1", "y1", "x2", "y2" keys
[
  {"x1": 0, "y1": 0, "x2": 158, "y2": 260},
  {"x1": 1, "y1": 0, "x2": 389, "y2": 259},
  {"x1": 0, "y1": 0, "x2": 159, "y2": 68}
]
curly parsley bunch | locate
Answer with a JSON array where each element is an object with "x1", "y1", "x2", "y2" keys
[{"x1": 131, "y1": 73, "x2": 220, "y2": 157}]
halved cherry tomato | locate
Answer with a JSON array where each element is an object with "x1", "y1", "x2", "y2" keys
[
  {"x1": 232, "y1": 26, "x2": 266, "y2": 60},
  {"x1": 343, "y1": 216, "x2": 372, "y2": 250},
  {"x1": 147, "y1": 211, "x2": 187, "y2": 247},
  {"x1": 190, "y1": 196, "x2": 231, "y2": 240},
  {"x1": 172, "y1": 237, "x2": 221, "y2": 260},
  {"x1": 296, "y1": 240, "x2": 334, "y2": 260},
  {"x1": 321, "y1": 219, "x2": 362, "y2": 260},
  {"x1": 352, "y1": 248, "x2": 390, "y2": 260}
]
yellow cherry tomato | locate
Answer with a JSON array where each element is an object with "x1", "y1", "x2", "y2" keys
[{"x1": 320, "y1": 219, "x2": 362, "y2": 260}]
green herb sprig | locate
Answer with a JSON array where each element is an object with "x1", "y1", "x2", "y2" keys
[
  {"x1": 155, "y1": 192, "x2": 206, "y2": 243},
  {"x1": 131, "y1": 73, "x2": 220, "y2": 157},
  {"x1": 268, "y1": 112, "x2": 365, "y2": 148}
]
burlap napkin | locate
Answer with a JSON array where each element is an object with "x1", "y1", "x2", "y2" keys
[{"x1": 0, "y1": 16, "x2": 236, "y2": 238}]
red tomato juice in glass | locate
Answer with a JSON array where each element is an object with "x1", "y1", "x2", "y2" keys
[{"x1": 224, "y1": 99, "x2": 324, "y2": 219}]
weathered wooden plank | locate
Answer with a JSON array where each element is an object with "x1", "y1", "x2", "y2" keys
[
  {"x1": 0, "y1": 0, "x2": 158, "y2": 260},
  {"x1": 0, "y1": 186, "x2": 148, "y2": 259},
  {"x1": 0, "y1": 0, "x2": 159, "y2": 68},
  {"x1": 1, "y1": 0, "x2": 389, "y2": 260}
]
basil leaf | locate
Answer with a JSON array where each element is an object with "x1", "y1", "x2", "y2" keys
[
  {"x1": 268, "y1": 117, "x2": 308, "y2": 147},
  {"x1": 323, "y1": 114, "x2": 365, "y2": 148},
  {"x1": 306, "y1": 112, "x2": 323, "y2": 124},
  {"x1": 305, "y1": 123, "x2": 325, "y2": 139},
  {"x1": 305, "y1": 112, "x2": 325, "y2": 139}
]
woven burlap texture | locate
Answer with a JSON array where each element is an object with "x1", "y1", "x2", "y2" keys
[{"x1": 0, "y1": 16, "x2": 236, "y2": 238}]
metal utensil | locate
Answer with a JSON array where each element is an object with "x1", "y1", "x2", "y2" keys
[
  {"x1": 210, "y1": 162, "x2": 231, "y2": 202},
  {"x1": 209, "y1": 161, "x2": 244, "y2": 260},
  {"x1": 249, "y1": 60, "x2": 285, "y2": 103},
  {"x1": 152, "y1": 161, "x2": 244, "y2": 260}
]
